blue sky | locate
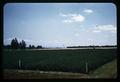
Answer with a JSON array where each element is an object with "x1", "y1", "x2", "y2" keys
[{"x1": 4, "y1": 3, "x2": 117, "y2": 47}]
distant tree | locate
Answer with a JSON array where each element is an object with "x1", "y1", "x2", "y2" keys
[
  {"x1": 29, "y1": 45, "x2": 32, "y2": 49},
  {"x1": 4, "y1": 45, "x2": 11, "y2": 49},
  {"x1": 11, "y1": 38, "x2": 19, "y2": 49},
  {"x1": 21, "y1": 40, "x2": 26, "y2": 49},
  {"x1": 31, "y1": 45, "x2": 35, "y2": 49},
  {"x1": 93, "y1": 45, "x2": 95, "y2": 50},
  {"x1": 36, "y1": 45, "x2": 42, "y2": 49},
  {"x1": 19, "y1": 42, "x2": 22, "y2": 48},
  {"x1": 28, "y1": 45, "x2": 35, "y2": 49}
]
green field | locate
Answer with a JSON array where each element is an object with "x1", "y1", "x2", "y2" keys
[
  {"x1": 3, "y1": 49, "x2": 117, "y2": 73},
  {"x1": 3, "y1": 59, "x2": 117, "y2": 79}
]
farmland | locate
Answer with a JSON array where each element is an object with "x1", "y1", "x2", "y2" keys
[
  {"x1": 3, "y1": 59, "x2": 117, "y2": 79},
  {"x1": 3, "y1": 48, "x2": 117, "y2": 73}
]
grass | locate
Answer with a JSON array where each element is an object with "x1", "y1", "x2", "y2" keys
[
  {"x1": 88, "y1": 59, "x2": 117, "y2": 78},
  {"x1": 3, "y1": 49, "x2": 116, "y2": 73},
  {"x1": 3, "y1": 59, "x2": 117, "y2": 79}
]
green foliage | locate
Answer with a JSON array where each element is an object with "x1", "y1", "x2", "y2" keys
[
  {"x1": 3, "y1": 49, "x2": 116, "y2": 73},
  {"x1": 28, "y1": 45, "x2": 35, "y2": 49},
  {"x1": 11, "y1": 38, "x2": 19, "y2": 49},
  {"x1": 89, "y1": 59, "x2": 117, "y2": 78},
  {"x1": 20, "y1": 40, "x2": 26, "y2": 49},
  {"x1": 10, "y1": 38, "x2": 26, "y2": 49}
]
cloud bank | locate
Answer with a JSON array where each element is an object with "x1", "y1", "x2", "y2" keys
[
  {"x1": 92, "y1": 25, "x2": 116, "y2": 33},
  {"x1": 83, "y1": 9, "x2": 93, "y2": 14},
  {"x1": 60, "y1": 13, "x2": 85, "y2": 23}
]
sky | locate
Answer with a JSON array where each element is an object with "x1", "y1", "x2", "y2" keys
[{"x1": 4, "y1": 3, "x2": 117, "y2": 47}]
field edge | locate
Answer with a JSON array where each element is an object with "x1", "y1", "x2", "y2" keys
[{"x1": 3, "y1": 59, "x2": 117, "y2": 79}]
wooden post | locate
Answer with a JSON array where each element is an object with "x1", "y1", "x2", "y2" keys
[
  {"x1": 19, "y1": 59, "x2": 21, "y2": 69},
  {"x1": 86, "y1": 61, "x2": 88, "y2": 73}
]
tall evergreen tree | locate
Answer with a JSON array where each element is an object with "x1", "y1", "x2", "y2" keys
[
  {"x1": 29, "y1": 45, "x2": 32, "y2": 49},
  {"x1": 19, "y1": 42, "x2": 22, "y2": 49},
  {"x1": 21, "y1": 40, "x2": 26, "y2": 49},
  {"x1": 11, "y1": 38, "x2": 19, "y2": 49}
]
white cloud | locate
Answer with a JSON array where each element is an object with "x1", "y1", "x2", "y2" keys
[
  {"x1": 6, "y1": 37, "x2": 40, "y2": 43},
  {"x1": 92, "y1": 25, "x2": 116, "y2": 33},
  {"x1": 60, "y1": 13, "x2": 85, "y2": 23},
  {"x1": 71, "y1": 14, "x2": 85, "y2": 22},
  {"x1": 83, "y1": 9, "x2": 93, "y2": 14},
  {"x1": 59, "y1": 13, "x2": 67, "y2": 17},
  {"x1": 63, "y1": 20, "x2": 73, "y2": 23},
  {"x1": 6, "y1": 38, "x2": 13, "y2": 41},
  {"x1": 60, "y1": 13, "x2": 77, "y2": 17},
  {"x1": 93, "y1": 30, "x2": 101, "y2": 33},
  {"x1": 66, "y1": 14, "x2": 77, "y2": 17},
  {"x1": 75, "y1": 33, "x2": 80, "y2": 37},
  {"x1": 53, "y1": 40, "x2": 60, "y2": 43}
]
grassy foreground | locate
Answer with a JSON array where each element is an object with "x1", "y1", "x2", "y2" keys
[
  {"x1": 88, "y1": 59, "x2": 117, "y2": 78},
  {"x1": 3, "y1": 59, "x2": 117, "y2": 79},
  {"x1": 3, "y1": 49, "x2": 116, "y2": 73}
]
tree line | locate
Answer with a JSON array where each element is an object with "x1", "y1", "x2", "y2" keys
[
  {"x1": 4, "y1": 37, "x2": 117, "y2": 49},
  {"x1": 67, "y1": 45, "x2": 117, "y2": 48},
  {"x1": 4, "y1": 38, "x2": 42, "y2": 49}
]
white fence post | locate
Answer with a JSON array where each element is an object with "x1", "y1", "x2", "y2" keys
[
  {"x1": 86, "y1": 61, "x2": 88, "y2": 73},
  {"x1": 19, "y1": 59, "x2": 21, "y2": 69}
]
